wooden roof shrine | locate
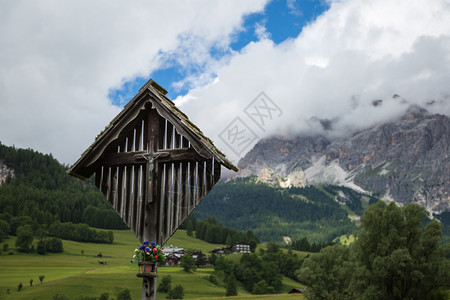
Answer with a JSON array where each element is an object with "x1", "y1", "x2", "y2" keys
[{"x1": 69, "y1": 79, "x2": 237, "y2": 246}]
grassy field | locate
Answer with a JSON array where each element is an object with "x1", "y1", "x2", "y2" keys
[{"x1": 0, "y1": 230, "x2": 305, "y2": 300}]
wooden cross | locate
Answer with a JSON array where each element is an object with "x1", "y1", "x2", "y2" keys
[{"x1": 68, "y1": 79, "x2": 237, "y2": 300}]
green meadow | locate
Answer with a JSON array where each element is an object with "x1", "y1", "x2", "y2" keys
[{"x1": 0, "y1": 230, "x2": 305, "y2": 299}]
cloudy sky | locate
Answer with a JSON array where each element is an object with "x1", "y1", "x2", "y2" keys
[{"x1": 1, "y1": 0, "x2": 449, "y2": 166}]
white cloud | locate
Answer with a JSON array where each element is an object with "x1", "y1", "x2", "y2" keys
[
  {"x1": 176, "y1": 0, "x2": 450, "y2": 163},
  {"x1": 0, "y1": 0, "x2": 267, "y2": 164},
  {"x1": 2, "y1": 0, "x2": 449, "y2": 167}
]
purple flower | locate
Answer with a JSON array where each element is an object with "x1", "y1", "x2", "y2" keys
[
  {"x1": 150, "y1": 241, "x2": 156, "y2": 247},
  {"x1": 145, "y1": 247, "x2": 151, "y2": 253},
  {"x1": 144, "y1": 241, "x2": 149, "y2": 246},
  {"x1": 139, "y1": 245, "x2": 144, "y2": 250}
]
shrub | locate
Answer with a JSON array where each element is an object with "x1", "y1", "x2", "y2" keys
[
  {"x1": 15, "y1": 225, "x2": 33, "y2": 252},
  {"x1": 180, "y1": 255, "x2": 196, "y2": 272},
  {"x1": 45, "y1": 237, "x2": 63, "y2": 253},
  {"x1": 158, "y1": 275, "x2": 172, "y2": 293},
  {"x1": 37, "y1": 240, "x2": 47, "y2": 255},
  {"x1": 167, "y1": 285, "x2": 184, "y2": 299},
  {"x1": 117, "y1": 288, "x2": 131, "y2": 300}
]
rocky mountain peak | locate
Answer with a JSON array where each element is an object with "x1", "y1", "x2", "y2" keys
[{"x1": 236, "y1": 108, "x2": 449, "y2": 214}]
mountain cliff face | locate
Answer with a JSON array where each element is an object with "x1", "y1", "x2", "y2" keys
[
  {"x1": 237, "y1": 107, "x2": 449, "y2": 213},
  {"x1": 0, "y1": 161, "x2": 14, "y2": 185}
]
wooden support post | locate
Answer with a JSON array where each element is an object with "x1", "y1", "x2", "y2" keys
[
  {"x1": 137, "y1": 269, "x2": 157, "y2": 300},
  {"x1": 141, "y1": 275, "x2": 157, "y2": 300}
]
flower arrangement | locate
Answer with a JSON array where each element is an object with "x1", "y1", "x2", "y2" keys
[{"x1": 133, "y1": 241, "x2": 165, "y2": 264}]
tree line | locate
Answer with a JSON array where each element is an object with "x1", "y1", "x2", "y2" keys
[
  {"x1": 289, "y1": 236, "x2": 335, "y2": 253},
  {"x1": 180, "y1": 214, "x2": 260, "y2": 251},
  {"x1": 48, "y1": 222, "x2": 114, "y2": 244},
  {"x1": 0, "y1": 143, "x2": 124, "y2": 247},
  {"x1": 195, "y1": 180, "x2": 362, "y2": 243},
  {"x1": 0, "y1": 142, "x2": 126, "y2": 230},
  {"x1": 210, "y1": 243, "x2": 305, "y2": 295}
]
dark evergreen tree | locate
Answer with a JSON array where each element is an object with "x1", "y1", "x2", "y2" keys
[{"x1": 186, "y1": 220, "x2": 193, "y2": 237}]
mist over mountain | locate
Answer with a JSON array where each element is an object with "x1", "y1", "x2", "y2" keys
[{"x1": 236, "y1": 106, "x2": 449, "y2": 214}]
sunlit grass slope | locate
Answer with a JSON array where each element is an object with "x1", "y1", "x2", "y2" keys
[{"x1": 0, "y1": 229, "x2": 305, "y2": 299}]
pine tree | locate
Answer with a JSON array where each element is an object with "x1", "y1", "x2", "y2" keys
[{"x1": 186, "y1": 221, "x2": 193, "y2": 237}]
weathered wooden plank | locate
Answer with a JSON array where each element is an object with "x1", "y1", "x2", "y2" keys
[
  {"x1": 123, "y1": 166, "x2": 132, "y2": 223},
  {"x1": 173, "y1": 163, "x2": 180, "y2": 230},
  {"x1": 117, "y1": 166, "x2": 124, "y2": 217},
  {"x1": 123, "y1": 133, "x2": 132, "y2": 225},
  {"x1": 173, "y1": 129, "x2": 181, "y2": 149},
  {"x1": 128, "y1": 166, "x2": 135, "y2": 229},
  {"x1": 105, "y1": 167, "x2": 112, "y2": 204},
  {"x1": 161, "y1": 163, "x2": 169, "y2": 243},
  {"x1": 136, "y1": 165, "x2": 144, "y2": 242},
  {"x1": 181, "y1": 136, "x2": 189, "y2": 149},
  {"x1": 166, "y1": 121, "x2": 173, "y2": 150},
  {"x1": 111, "y1": 167, "x2": 119, "y2": 209},
  {"x1": 156, "y1": 163, "x2": 165, "y2": 244},
  {"x1": 98, "y1": 166, "x2": 105, "y2": 194},
  {"x1": 158, "y1": 114, "x2": 166, "y2": 151},
  {"x1": 156, "y1": 164, "x2": 165, "y2": 244},
  {"x1": 214, "y1": 159, "x2": 221, "y2": 184},
  {"x1": 127, "y1": 135, "x2": 133, "y2": 152},
  {"x1": 189, "y1": 162, "x2": 196, "y2": 214},
  {"x1": 121, "y1": 136, "x2": 129, "y2": 219},
  {"x1": 168, "y1": 163, "x2": 175, "y2": 241},
  {"x1": 133, "y1": 165, "x2": 142, "y2": 236},
  {"x1": 136, "y1": 119, "x2": 143, "y2": 151},
  {"x1": 205, "y1": 159, "x2": 213, "y2": 193},
  {"x1": 197, "y1": 162, "x2": 204, "y2": 205},
  {"x1": 179, "y1": 163, "x2": 187, "y2": 223},
  {"x1": 143, "y1": 116, "x2": 149, "y2": 152},
  {"x1": 95, "y1": 167, "x2": 101, "y2": 189}
]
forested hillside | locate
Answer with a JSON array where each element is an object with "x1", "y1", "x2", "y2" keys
[
  {"x1": 0, "y1": 142, "x2": 127, "y2": 236},
  {"x1": 196, "y1": 178, "x2": 379, "y2": 242}
]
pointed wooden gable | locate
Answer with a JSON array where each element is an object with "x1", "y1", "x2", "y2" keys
[{"x1": 69, "y1": 79, "x2": 237, "y2": 245}]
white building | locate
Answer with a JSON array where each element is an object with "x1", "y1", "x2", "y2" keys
[
  {"x1": 232, "y1": 242, "x2": 251, "y2": 253},
  {"x1": 162, "y1": 245, "x2": 185, "y2": 258}
]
